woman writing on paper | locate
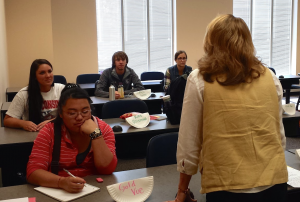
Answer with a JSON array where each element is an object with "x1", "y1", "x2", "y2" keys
[
  {"x1": 27, "y1": 84, "x2": 117, "y2": 193},
  {"x1": 4, "y1": 59, "x2": 64, "y2": 131},
  {"x1": 167, "y1": 14, "x2": 287, "y2": 202}
]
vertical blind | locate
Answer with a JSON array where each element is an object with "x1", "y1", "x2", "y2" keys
[
  {"x1": 96, "y1": 0, "x2": 173, "y2": 77},
  {"x1": 233, "y1": 0, "x2": 293, "y2": 75}
]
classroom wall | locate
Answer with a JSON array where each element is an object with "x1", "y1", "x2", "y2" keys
[
  {"x1": 4, "y1": 0, "x2": 300, "y2": 88},
  {"x1": 5, "y1": 0, "x2": 54, "y2": 87},
  {"x1": 176, "y1": 0, "x2": 233, "y2": 68},
  {"x1": 296, "y1": 1, "x2": 300, "y2": 74},
  {"x1": 0, "y1": 0, "x2": 8, "y2": 126},
  {"x1": 51, "y1": 0, "x2": 98, "y2": 83}
]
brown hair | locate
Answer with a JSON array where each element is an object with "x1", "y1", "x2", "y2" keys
[
  {"x1": 112, "y1": 51, "x2": 129, "y2": 68},
  {"x1": 198, "y1": 14, "x2": 265, "y2": 86},
  {"x1": 175, "y1": 50, "x2": 187, "y2": 61}
]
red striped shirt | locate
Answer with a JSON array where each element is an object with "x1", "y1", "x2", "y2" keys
[{"x1": 27, "y1": 117, "x2": 117, "y2": 178}]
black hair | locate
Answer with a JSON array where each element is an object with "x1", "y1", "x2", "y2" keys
[
  {"x1": 54, "y1": 83, "x2": 94, "y2": 126},
  {"x1": 111, "y1": 51, "x2": 129, "y2": 68},
  {"x1": 28, "y1": 59, "x2": 53, "y2": 124},
  {"x1": 174, "y1": 50, "x2": 187, "y2": 61}
]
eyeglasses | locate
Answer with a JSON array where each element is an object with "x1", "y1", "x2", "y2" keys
[
  {"x1": 64, "y1": 110, "x2": 92, "y2": 118},
  {"x1": 177, "y1": 57, "x2": 187, "y2": 61}
]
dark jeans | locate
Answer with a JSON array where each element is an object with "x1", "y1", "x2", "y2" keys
[{"x1": 206, "y1": 183, "x2": 287, "y2": 202}]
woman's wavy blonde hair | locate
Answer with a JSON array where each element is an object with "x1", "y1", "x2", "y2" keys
[{"x1": 199, "y1": 14, "x2": 265, "y2": 86}]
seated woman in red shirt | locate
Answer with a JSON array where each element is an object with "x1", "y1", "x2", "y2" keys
[{"x1": 27, "y1": 83, "x2": 117, "y2": 193}]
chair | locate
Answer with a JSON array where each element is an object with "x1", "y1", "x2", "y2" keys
[
  {"x1": 95, "y1": 80, "x2": 99, "y2": 89},
  {"x1": 76, "y1": 74, "x2": 101, "y2": 84},
  {"x1": 53, "y1": 75, "x2": 67, "y2": 84},
  {"x1": 141, "y1": 71, "x2": 164, "y2": 81},
  {"x1": 101, "y1": 99, "x2": 148, "y2": 119},
  {"x1": 268, "y1": 67, "x2": 276, "y2": 75},
  {"x1": 141, "y1": 71, "x2": 164, "y2": 92},
  {"x1": 146, "y1": 132, "x2": 178, "y2": 168}
]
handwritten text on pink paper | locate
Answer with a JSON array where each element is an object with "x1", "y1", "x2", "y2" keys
[{"x1": 119, "y1": 180, "x2": 144, "y2": 195}]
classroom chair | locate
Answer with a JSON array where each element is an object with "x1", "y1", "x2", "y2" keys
[
  {"x1": 76, "y1": 74, "x2": 100, "y2": 84},
  {"x1": 146, "y1": 132, "x2": 178, "y2": 168},
  {"x1": 141, "y1": 71, "x2": 164, "y2": 81},
  {"x1": 53, "y1": 75, "x2": 67, "y2": 84},
  {"x1": 101, "y1": 99, "x2": 148, "y2": 119}
]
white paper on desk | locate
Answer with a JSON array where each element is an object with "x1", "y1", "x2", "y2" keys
[
  {"x1": 34, "y1": 183, "x2": 99, "y2": 202},
  {"x1": 0, "y1": 197, "x2": 28, "y2": 202},
  {"x1": 287, "y1": 166, "x2": 300, "y2": 187},
  {"x1": 282, "y1": 103, "x2": 295, "y2": 115}
]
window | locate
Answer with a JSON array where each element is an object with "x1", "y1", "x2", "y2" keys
[
  {"x1": 233, "y1": 0, "x2": 295, "y2": 75},
  {"x1": 96, "y1": 0, "x2": 174, "y2": 77}
]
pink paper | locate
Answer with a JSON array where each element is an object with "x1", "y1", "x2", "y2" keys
[{"x1": 28, "y1": 198, "x2": 36, "y2": 202}]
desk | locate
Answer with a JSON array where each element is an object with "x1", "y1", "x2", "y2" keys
[
  {"x1": 78, "y1": 83, "x2": 95, "y2": 96},
  {"x1": 0, "y1": 127, "x2": 38, "y2": 187},
  {"x1": 282, "y1": 111, "x2": 300, "y2": 137},
  {"x1": 0, "y1": 152, "x2": 300, "y2": 201},
  {"x1": 104, "y1": 114, "x2": 179, "y2": 158},
  {"x1": 1, "y1": 102, "x2": 11, "y2": 127},
  {"x1": 141, "y1": 80, "x2": 163, "y2": 92},
  {"x1": 0, "y1": 115, "x2": 178, "y2": 186},
  {"x1": 90, "y1": 92, "x2": 165, "y2": 117},
  {"x1": 1, "y1": 92, "x2": 165, "y2": 125},
  {"x1": 6, "y1": 87, "x2": 21, "y2": 102},
  {"x1": 0, "y1": 164, "x2": 204, "y2": 202},
  {"x1": 279, "y1": 75, "x2": 300, "y2": 104},
  {"x1": 80, "y1": 80, "x2": 163, "y2": 96}
]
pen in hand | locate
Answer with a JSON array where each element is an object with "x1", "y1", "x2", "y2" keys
[{"x1": 63, "y1": 168, "x2": 87, "y2": 187}]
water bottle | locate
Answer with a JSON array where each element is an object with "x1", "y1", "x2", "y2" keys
[
  {"x1": 118, "y1": 85, "x2": 124, "y2": 99},
  {"x1": 109, "y1": 85, "x2": 115, "y2": 101}
]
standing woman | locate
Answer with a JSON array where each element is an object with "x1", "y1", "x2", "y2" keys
[
  {"x1": 4, "y1": 59, "x2": 65, "y2": 131},
  {"x1": 27, "y1": 84, "x2": 117, "y2": 193},
  {"x1": 164, "y1": 50, "x2": 192, "y2": 91},
  {"x1": 168, "y1": 15, "x2": 287, "y2": 202}
]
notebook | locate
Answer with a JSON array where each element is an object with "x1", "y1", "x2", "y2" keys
[{"x1": 34, "y1": 184, "x2": 100, "y2": 202}]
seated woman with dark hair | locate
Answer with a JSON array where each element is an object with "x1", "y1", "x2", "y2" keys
[
  {"x1": 4, "y1": 59, "x2": 64, "y2": 132},
  {"x1": 27, "y1": 84, "x2": 117, "y2": 193}
]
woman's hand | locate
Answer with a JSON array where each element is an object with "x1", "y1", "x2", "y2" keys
[
  {"x1": 21, "y1": 121, "x2": 38, "y2": 132},
  {"x1": 59, "y1": 176, "x2": 86, "y2": 193},
  {"x1": 115, "y1": 91, "x2": 120, "y2": 99},
  {"x1": 80, "y1": 119, "x2": 98, "y2": 135},
  {"x1": 36, "y1": 119, "x2": 53, "y2": 131}
]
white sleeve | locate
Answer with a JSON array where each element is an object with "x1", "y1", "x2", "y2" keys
[
  {"x1": 6, "y1": 90, "x2": 28, "y2": 120},
  {"x1": 177, "y1": 70, "x2": 204, "y2": 175},
  {"x1": 269, "y1": 69, "x2": 286, "y2": 150}
]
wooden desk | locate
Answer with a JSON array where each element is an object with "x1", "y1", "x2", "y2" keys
[
  {"x1": 279, "y1": 75, "x2": 300, "y2": 104},
  {"x1": 0, "y1": 115, "x2": 178, "y2": 186},
  {"x1": 0, "y1": 152, "x2": 299, "y2": 202}
]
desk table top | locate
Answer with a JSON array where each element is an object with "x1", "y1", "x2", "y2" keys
[{"x1": 0, "y1": 152, "x2": 299, "y2": 201}]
